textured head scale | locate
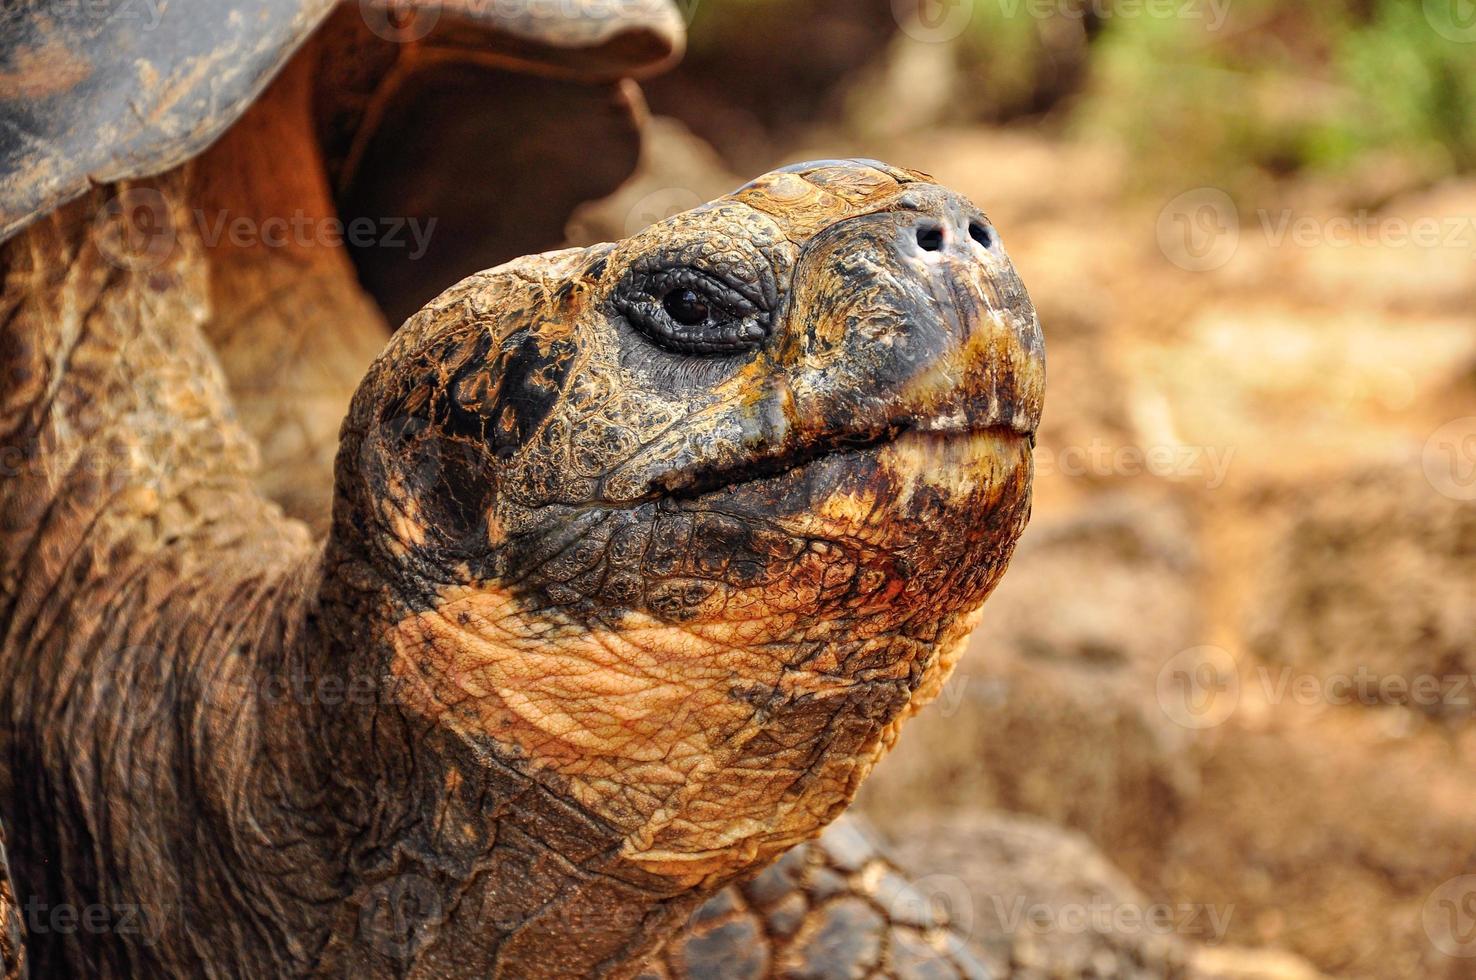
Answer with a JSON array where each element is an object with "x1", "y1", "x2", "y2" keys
[{"x1": 335, "y1": 159, "x2": 1044, "y2": 880}]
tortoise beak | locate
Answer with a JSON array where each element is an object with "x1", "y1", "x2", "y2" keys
[
  {"x1": 774, "y1": 183, "x2": 1045, "y2": 449},
  {"x1": 893, "y1": 211, "x2": 1046, "y2": 440}
]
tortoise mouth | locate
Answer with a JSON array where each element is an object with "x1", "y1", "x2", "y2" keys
[{"x1": 651, "y1": 420, "x2": 1033, "y2": 504}]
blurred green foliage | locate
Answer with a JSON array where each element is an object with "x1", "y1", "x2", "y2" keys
[
  {"x1": 1071, "y1": 0, "x2": 1476, "y2": 190},
  {"x1": 954, "y1": 0, "x2": 1083, "y2": 119},
  {"x1": 670, "y1": 0, "x2": 1476, "y2": 192},
  {"x1": 1337, "y1": 2, "x2": 1476, "y2": 171},
  {"x1": 679, "y1": 0, "x2": 791, "y2": 55}
]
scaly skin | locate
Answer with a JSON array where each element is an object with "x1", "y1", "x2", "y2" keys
[{"x1": 0, "y1": 159, "x2": 1042, "y2": 977}]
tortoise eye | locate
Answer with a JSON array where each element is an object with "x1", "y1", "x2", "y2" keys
[
  {"x1": 613, "y1": 265, "x2": 770, "y2": 356},
  {"x1": 663, "y1": 288, "x2": 710, "y2": 326}
]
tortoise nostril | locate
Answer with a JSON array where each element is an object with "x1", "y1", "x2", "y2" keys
[
  {"x1": 969, "y1": 222, "x2": 994, "y2": 249},
  {"x1": 915, "y1": 225, "x2": 944, "y2": 252}
]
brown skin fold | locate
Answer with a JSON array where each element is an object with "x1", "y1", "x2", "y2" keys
[{"x1": 0, "y1": 160, "x2": 1041, "y2": 976}]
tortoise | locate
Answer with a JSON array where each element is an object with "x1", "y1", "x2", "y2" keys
[
  {"x1": 0, "y1": 6, "x2": 1045, "y2": 979},
  {"x1": 0, "y1": 127, "x2": 1044, "y2": 978},
  {"x1": 1, "y1": 0, "x2": 686, "y2": 529}
]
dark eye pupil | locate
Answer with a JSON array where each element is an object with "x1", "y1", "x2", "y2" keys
[{"x1": 663, "y1": 288, "x2": 709, "y2": 326}]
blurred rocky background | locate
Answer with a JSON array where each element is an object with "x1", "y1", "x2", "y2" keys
[{"x1": 572, "y1": 2, "x2": 1476, "y2": 977}]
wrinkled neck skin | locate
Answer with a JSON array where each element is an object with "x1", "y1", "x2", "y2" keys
[
  {"x1": 0, "y1": 176, "x2": 1023, "y2": 979},
  {"x1": 0, "y1": 180, "x2": 709, "y2": 980},
  {"x1": 303, "y1": 440, "x2": 1022, "y2": 976},
  {"x1": 0, "y1": 176, "x2": 329, "y2": 974}
]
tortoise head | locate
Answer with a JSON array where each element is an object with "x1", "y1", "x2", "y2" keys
[{"x1": 335, "y1": 159, "x2": 1044, "y2": 880}]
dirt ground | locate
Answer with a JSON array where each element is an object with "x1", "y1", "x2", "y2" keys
[{"x1": 574, "y1": 114, "x2": 1476, "y2": 980}]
